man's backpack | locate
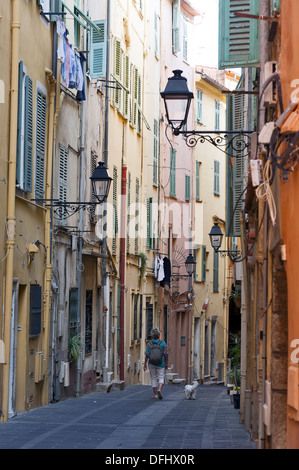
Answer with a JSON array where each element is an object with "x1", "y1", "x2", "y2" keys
[{"x1": 149, "y1": 340, "x2": 163, "y2": 364}]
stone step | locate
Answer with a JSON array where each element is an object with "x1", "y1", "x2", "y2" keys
[
  {"x1": 172, "y1": 378, "x2": 187, "y2": 385},
  {"x1": 111, "y1": 380, "x2": 125, "y2": 391},
  {"x1": 95, "y1": 382, "x2": 113, "y2": 393}
]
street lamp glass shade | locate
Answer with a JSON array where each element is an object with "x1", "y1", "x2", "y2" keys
[
  {"x1": 209, "y1": 222, "x2": 224, "y2": 251},
  {"x1": 90, "y1": 162, "x2": 112, "y2": 203},
  {"x1": 161, "y1": 70, "x2": 194, "y2": 133},
  {"x1": 185, "y1": 253, "x2": 196, "y2": 276}
]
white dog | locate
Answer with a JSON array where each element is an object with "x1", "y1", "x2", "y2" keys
[{"x1": 184, "y1": 381, "x2": 198, "y2": 400}]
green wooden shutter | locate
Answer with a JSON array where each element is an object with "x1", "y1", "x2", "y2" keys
[
  {"x1": 170, "y1": 148, "x2": 176, "y2": 197},
  {"x1": 16, "y1": 61, "x2": 24, "y2": 187},
  {"x1": 154, "y1": 12, "x2": 159, "y2": 56},
  {"x1": 271, "y1": 0, "x2": 280, "y2": 14},
  {"x1": 146, "y1": 198, "x2": 150, "y2": 249},
  {"x1": 35, "y1": 89, "x2": 47, "y2": 200},
  {"x1": 172, "y1": 0, "x2": 181, "y2": 54},
  {"x1": 196, "y1": 161, "x2": 200, "y2": 201},
  {"x1": 113, "y1": 37, "x2": 122, "y2": 108},
  {"x1": 24, "y1": 75, "x2": 33, "y2": 192},
  {"x1": 90, "y1": 20, "x2": 106, "y2": 79},
  {"x1": 123, "y1": 54, "x2": 130, "y2": 119},
  {"x1": 197, "y1": 89, "x2": 203, "y2": 123},
  {"x1": 213, "y1": 251, "x2": 219, "y2": 292},
  {"x1": 225, "y1": 85, "x2": 245, "y2": 237},
  {"x1": 201, "y1": 245, "x2": 206, "y2": 282},
  {"x1": 218, "y1": 0, "x2": 260, "y2": 69},
  {"x1": 153, "y1": 119, "x2": 158, "y2": 185},
  {"x1": 215, "y1": 100, "x2": 220, "y2": 130},
  {"x1": 112, "y1": 166, "x2": 118, "y2": 254},
  {"x1": 69, "y1": 287, "x2": 78, "y2": 324},
  {"x1": 185, "y1": 174, "x2": 190, "y2": 201}
]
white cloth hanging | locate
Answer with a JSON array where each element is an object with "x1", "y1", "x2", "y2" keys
[{"x1": 154, "y1": 255, "x2": 165, "y2": 282}]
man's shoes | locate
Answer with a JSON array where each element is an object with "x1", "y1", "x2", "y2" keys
[{"x1": 158, "y1": 390, "x2": 163, "y2": 400}]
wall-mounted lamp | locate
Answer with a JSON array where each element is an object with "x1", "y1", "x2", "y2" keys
[{"x1": 209, "y1": 222, "x2": 242, "y2": 261}]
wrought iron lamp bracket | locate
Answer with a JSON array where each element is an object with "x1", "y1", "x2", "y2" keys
[{"x1": 32, "y1": 199, "x2": 99, "y2": 220}]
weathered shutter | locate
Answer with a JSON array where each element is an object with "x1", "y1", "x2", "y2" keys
[
  {"x1": 123, "y1": 54, "x2": 130, "y2": 119},
  {"x1": 30, "y1": 285, "x2": 42, "y2": 336},
  {"x1": 137, "y1": 72, "x2": 142, "y2": 134},
  {"x1": 50, "y1": 0, "x2": 62, "y2": 22},
  {"x1": 134, "y1": 294, "x2": 138, "y2": 340},
  {"x1": 146, "y1": 303, "x2": 153, "y2": 339},
  {"x1": 185, "y1": 174, "x2": 190, "y2": 200},
  {"x1": 35, "y1": 89, "x2": 47, "y2": 200},
  {"x1": 113, "y1": 37, "x2": 122, "y2": 108},
  {"x1": 139, "y1": 295, "x2": 143, "y2": 339},
  {"x1": 24, "y1": 76, "x2": 33, "y2": 192},
  {"x1": 213, "y1": 251, "x2": 219, "y2": 292},
  {"x1": 16, "y1": 61, "x2": 24, "y2": 187},
  {"x1": 172, "y1": 0, "x2": 181, "y2": 54},
  {"x1": 196, "y1": 161, "x2": 200, "y2": 201},
  {"x1": 58, "y1": 144, "x2": 68, "y2": 204},
  {"x1": 153, "y1": 119, "x2": 158, "y2": 185},
  {"x1": 218, "y1": 0, "x2": 260, "y2": 69},
  {"x1": 132, "y1": 66, "x2": 138, "y2": 128},
  {"x1": 112, "y1": 166, "x2": 118, "y2": 254},
  {"x1": 90, "y1": 20, "x2": 106, "y2": 79},
  {"x1": 170, "y1": 148, "x2": 176, "y2": 197},
  {"x1": 69, "y1": 288, "x2": 78, "y2": 324},
  {"x1": 135, "y1": 178, "x2": 139, "y2": 254},
  {"x1": 201, "y1": 245, "x2": 206, "y2": 282}
]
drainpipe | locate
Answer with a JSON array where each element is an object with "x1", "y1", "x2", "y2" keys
[
  {"x1": 75, "y1": 0, "x2": 87, "y2": 397},
  {"x1": 120, "y1": 135, "x2": 127, "y2": 381},
  {"x1": 42, "y1": 68, "x2": 56, "y2": 405},
  {"x1": 102, "y1": 0, "x2": 111, "y2": 378},
  {"x1": 2, "y1": 0, "x2": 20, "y2": 423}
]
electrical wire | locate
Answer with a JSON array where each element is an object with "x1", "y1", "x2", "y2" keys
[{"x1": 255, "y1": 158, "x2": 277, "y2": 226}]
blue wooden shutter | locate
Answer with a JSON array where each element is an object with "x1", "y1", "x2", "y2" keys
[
  {"x1": 218, "y1": 0, "x2": 260, "y2": 69},
  {"x1": 16, "y1": 61, "x2": 24, "y2": 186},
  {"x1": 112, "y1": 166, "x2": 118, "y2": 254},
  {"x1": 35, "y1": 89, "x2": 47, "y2": 200},
  {"x1": 24, "y1": 75, "x2": 33, "y2": 192},
  {"x1": 185, "y1": 174, "x2": 190, "y2": 201},
  {"x1": 90, "y1": 20, "x2": 106, "y2": 79}
]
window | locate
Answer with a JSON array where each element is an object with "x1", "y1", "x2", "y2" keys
[
  {"x1": 58, "y1": 144, "x2": 68, "y2": 204},
  {"x1": 35, "y1": 87, "x2": 47, "y2": 201},
  {"x1": 218, "y1": 0, "x2": 260, "y2": 69},
  {"x1": 196, "y1": 161, "x2": 201, "y2": 201},
  {"x1": 172, "y1": 0, "x2": 181, "y2": 54},
  {"x1": 69, "y1": 288, "x2": 78, "y2": 325},
  {"x1": 85, "y1": 290, "x2": 92, "y2": 355},
  {"x1": 30, "y1": 285, "x2": 42, "y2": 336},
  {"x1": 215, "y1": 100, "x2": 220, "y2": 130},
  {"x1": 90, "y1": 20, "x2": 106, "y2": 79},
  {"x1": 214, "y1": 160, "x2": 220, "y2": 196},
  {"x1": 133, "y1": 293, "x2": 138, "y2": 341},
  {"x1": 185, "y1": 174, "x2": 190, "y2": 201},
  {"x1": 153, "y1": 119, "x2": 158, "y2": 185},
  {"x1": 196, "y1": 89, "x2": 203, "y2": 123},
  {"x1": 16, "y1": 62, "x2": 33, "y2": 193},
  {"x1": 170, "y1": 148, "x2": 176, "y2": 197},
  {"x1": 139, "y1": 295, "x2": 143, "y2": 339},
  {"x1": 213, "y1": 251, "x2": 219, "y2": 292},
  {"x1": 146, "y1": 302, "x2": 154, "y2": 340}
]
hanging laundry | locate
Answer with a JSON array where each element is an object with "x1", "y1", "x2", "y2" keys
[
  {"x1": 154, "y1": 255, "x2": 165, "y2": 282},
  {"x1": 160, "y1": 257, "x2": 171, "y2": 288},
  {"x1": 76, "y1": 53, "x2": 86, "y2": 102}
]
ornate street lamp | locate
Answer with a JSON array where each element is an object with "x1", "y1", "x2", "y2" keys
[
  {"x1": 160, "y1": 69, "x2": 253, "y2": 155},
  {"x1": 209, "y1": 222, "x2": 242, "y2": 260},
  {"x1": 33, "y1": 161, "x2": 112, "y2": 219},
  {"x1": 185, "y1": 253, "x2": 196, "y2": 276},
  {"x1": 160, "y1": 69, "x2": 194, "y2": 135}
]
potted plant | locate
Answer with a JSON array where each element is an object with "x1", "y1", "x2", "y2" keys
[
  {"x1": 139, "y1": 253, "x2": 147, "y2": 280},
  {"x1": 69, "y1": 332, "x2": 81, "y2": 363}
]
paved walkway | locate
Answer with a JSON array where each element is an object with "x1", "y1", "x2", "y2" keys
[{"x1": 0, "y1": 384, "x2": 256, "y2": 450}]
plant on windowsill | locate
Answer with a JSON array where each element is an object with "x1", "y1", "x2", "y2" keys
[{"x1": 69, "y1": 333, "x2": 81, "y2": 363}]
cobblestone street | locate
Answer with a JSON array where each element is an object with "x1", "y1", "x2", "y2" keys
[{"x1": 0, "y1": 385, "x2": 255, "y2": 452}]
